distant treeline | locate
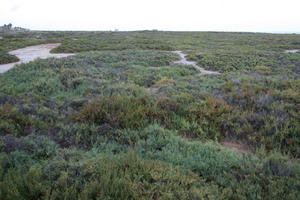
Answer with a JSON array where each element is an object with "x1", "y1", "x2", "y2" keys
[{"x1": 0, "y1": 23, "x2": 29, "y2": 32}]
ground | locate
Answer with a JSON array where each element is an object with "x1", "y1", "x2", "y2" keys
[{"x1": 0, "y1": 31, "x2": 299, "y2": 199}]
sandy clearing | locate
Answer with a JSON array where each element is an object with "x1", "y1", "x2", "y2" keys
[
  {"x1": 172, "y1": 51, "x2": 220, "y2": 75},
  {"x1": 0, "y1": 43, "x2": 75, "y2": 73}
]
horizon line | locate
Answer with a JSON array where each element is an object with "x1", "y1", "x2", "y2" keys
[{"x1": 27, "y1": 29, "x2": 300, "y2": 34}]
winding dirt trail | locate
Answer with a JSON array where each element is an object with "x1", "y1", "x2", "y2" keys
[
  {"x1": 172, "y1": 51, "x2": 220, "y2": 75},
  {"x1": 0, "y1": 43, "x2": 74, "y2": 73}
]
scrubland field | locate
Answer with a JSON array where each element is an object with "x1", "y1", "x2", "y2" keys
[{"x1": 0, "y1": 31, "x2": 299, "y2": 199}]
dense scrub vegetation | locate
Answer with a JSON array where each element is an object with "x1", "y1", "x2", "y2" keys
[
  {"x1": 0, "y1": 31, "x2": 299, "y2": 199},
  {"x1": 0, "y1": 50, "x2": 19, "y2": 64}
]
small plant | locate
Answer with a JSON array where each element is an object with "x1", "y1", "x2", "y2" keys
[
  {"x1": 73, "y1": 95, "x2": 174, "y2": 129},
  {"x1": 255, "y1": 65, "x2": 272, "y2": 74},
  {"x1": 0, "y1": 105, "x2": 34, "y2": 136},
  {"x1": 154, "y1": 77, "x2": 176, "y2": 88}
]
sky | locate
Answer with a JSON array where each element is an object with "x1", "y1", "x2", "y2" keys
[{"x1": 1, "y1": 0, "x2": 300, "y2": 33}]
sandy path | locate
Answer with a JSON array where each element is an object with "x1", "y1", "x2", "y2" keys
[
  {"x1": 284, "y1": 49, "x2": 299, "y2": 53},
  {"x1": 0, "y1": 43, "x2": 74, "y2": 73},
  {"x1": 172, "y1": 51, "x2": 220, "y2": 75}
]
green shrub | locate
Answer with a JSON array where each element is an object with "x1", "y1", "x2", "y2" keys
[
  {"x1": 73, "y1": 95, "x2": 174, "y2": 129},
  {"x1": 59, "y1": 68, "x2": 83, "y2": 89},
  {"x1": 0, "y1": 152, "x2": 223, "y2": 200},
  {"x1": 56, "y1": 123, "x2": 102, "y2": 148},
  {"x1": 0, "y1": 105, "x2": 35, "y2": 136},
  {"x1": 136, "y1": 129, "x2": 300, "y2": 199},
  {"x1": 0, "y1": 52, "x2": 19, "y2": 64}
]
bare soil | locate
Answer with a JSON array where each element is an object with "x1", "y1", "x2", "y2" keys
[
  {"x1": 284, "y1": 49, "x2": 299, "y2": 53},
  {"x1": 0, "y1": 43, "x2": 74, "y2": 73}
]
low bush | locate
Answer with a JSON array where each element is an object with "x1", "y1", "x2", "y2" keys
[
  {"x1": 0, "y1": 105, "x2": 36, "y2": 136},
  {"x1": 73, "y1": 95, "x2": 174, "y2": 129},
  {"x1": 0, "y1": 52, "x2": 19, "y2": 64},
  {"x1": 136, "y1": 127, "x2": 300, "y2": 199},
  {"x1": 221, "y1": 79, "x2": 300, "y2": 157},
  {"x1": 0, "y1": 151, "x2": 223, "y2": 200}
]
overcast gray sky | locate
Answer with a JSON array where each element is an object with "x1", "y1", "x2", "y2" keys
[{"x1": 1, "y1": 0, "x2": 300, "y2": 32}]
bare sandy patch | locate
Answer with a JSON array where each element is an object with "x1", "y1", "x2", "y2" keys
[
  {"x1": 0, "y1": 43, "x2": 74, "y2": 73},
  {"x1": 284, "y1": 49, "x2": 299, "y2": 53}
]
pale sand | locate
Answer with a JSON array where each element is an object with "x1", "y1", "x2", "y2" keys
[{"x1": 0, "y1": 43, "x2": 74, "y2": 73}]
